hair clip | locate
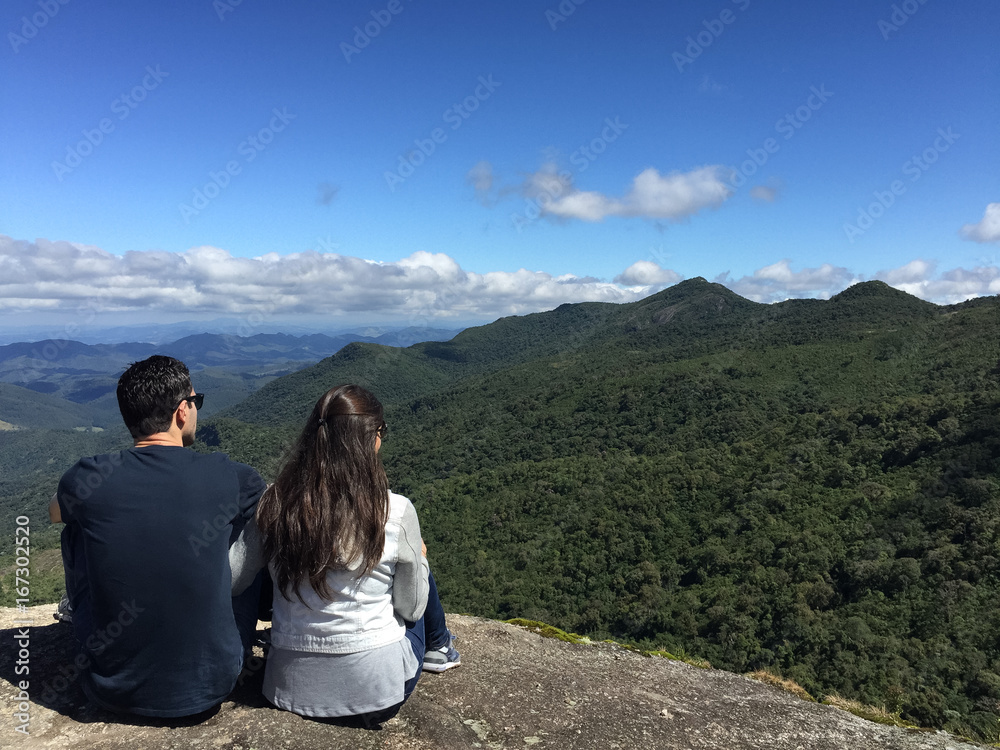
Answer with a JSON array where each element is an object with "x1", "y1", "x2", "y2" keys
[{"x1": 318, "y1": 418, "x2": 327, "y2": 426}]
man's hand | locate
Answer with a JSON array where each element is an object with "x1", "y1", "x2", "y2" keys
[{"x1": 49, "y1": 492, "x2": 62, "y2": 524}]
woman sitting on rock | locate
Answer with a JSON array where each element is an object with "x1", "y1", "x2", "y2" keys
[{"x1": 253, "y1": 384, "x2": 460, "y2": 726}]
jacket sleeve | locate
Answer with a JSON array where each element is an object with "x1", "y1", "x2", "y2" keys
[
  {"x1": 393, "y1": 500, "x2": 429, "y2": 622},
  {"x1": 229, "y1": 515, "x2": 266, "y2": 596}
]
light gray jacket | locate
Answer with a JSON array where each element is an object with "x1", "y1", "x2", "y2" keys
[{"x1": 230, "y1": 491, "x2": 429, "y2": 654}]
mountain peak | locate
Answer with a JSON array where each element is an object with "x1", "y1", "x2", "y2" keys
[
  {"x1": 623, "y1": 277, "x2": 757, "y2": 332},
  {"x1": 654, "y1": 276, "x2": 732, "y2": 297},
  {"x1": 828, "y1": 280, "x2": 938, "y2": 320},
  {"x1": 831, "y1": 280, "x2": 918, "y2": 302}
]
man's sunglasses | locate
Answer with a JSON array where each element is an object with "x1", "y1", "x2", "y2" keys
[{"x1": 175, "y1": 393, "x2": 205, "y2": 411}]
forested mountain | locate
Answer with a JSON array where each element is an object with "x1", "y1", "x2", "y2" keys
[
  {"x1": 0, "y1": 382, "x2": 117, "y2": 430},
  {"x1": 0, "y1": 425, "x2": 131, "y2": 550},
  {"x1": 201, "y1": 278, "x2": 1000, "y2": 740},
  {"x1": 0, "y1": 328, "x2": 462, "y2": 420}
]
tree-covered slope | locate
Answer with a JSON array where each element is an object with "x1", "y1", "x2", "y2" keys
[
  {"x1": 0, "y1": 426, "x2": 129, "y2": 546},
  {"x1": 219, "y1": 278, "x2": 760, "y2": 425},
  {"x1": 0, "y1": 383, "x2": 108, "y2": 429}
]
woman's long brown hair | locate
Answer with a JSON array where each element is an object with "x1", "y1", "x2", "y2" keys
[{"x1": 255, "y1": 384, "x2": 390, "y2": 603}]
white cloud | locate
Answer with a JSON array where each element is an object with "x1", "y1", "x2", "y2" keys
[
  {"x1": 614, "y1": 261, "x2": 682, "y2": 287},
  {"x1": 0, "y1": 236, "x2": 657, "y2": 323},
  {"x1": 930, "y1": 266, "x2": 1000, "y2": 302},
  {"x1": 698, "y1": 74, "x2": 730, "y2": 95},
  {"x1": 876, "y1": 259, "x2": 934, "y2": 286},
  {"x1": 717, "y1": 260, "x2": 858, "y2": 303},
  {"x1": 723, "y1": 258, "x2": 999, "y2": 305},
  {"x1": 626, "y1": 167, "x2": 733, "y2": 219},
  {"x1": 960, "y1": 203, "x2": 1000, "y2": 243},
  {"x1": 876, "y1": 260, "x2": 1000, "y2": 304},
  {"x1": 529, "y1": 165, "x2": 732, "y2": 223},
  {"x1": 544, "y1": 190, "x2": 619, "y2": 222}
]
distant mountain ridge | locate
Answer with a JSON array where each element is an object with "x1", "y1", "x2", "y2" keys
[
  {"x1": 0, "y1": 327, "x2": 462, "y2": 427},
  {"x1": 0, "y1": 327, "x2": 461, "y2": 370},
  {"x1": 0, "y1": 317, "x2": 467, "y2": 346},
  {"x1": 221, "y1": 278, "x2": 945, "y2": 426}
]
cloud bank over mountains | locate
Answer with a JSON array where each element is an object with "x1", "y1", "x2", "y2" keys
[
  {"x1": 0, "y1": 236, "x2": 642, "y2": 324},
  {"x1": 1, "y1": 236, "x2": 998, "y2": 327}
]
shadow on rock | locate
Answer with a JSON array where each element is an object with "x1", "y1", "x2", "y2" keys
[{"x1": 0, "y1": 620, "x2": 275, "y2": 728}]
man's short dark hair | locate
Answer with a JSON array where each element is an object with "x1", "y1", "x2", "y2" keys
[{"x1": 117, "y1": 356, "x2": 192, "y2": 439}]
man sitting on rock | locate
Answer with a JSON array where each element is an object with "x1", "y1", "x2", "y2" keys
[{"x1": 50, "y1": 355, "x2": 265, "y2": 718}]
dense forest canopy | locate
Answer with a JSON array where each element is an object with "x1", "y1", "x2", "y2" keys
[{"x1": 3, "y1": 279, "x2": 999, "y2": 739}]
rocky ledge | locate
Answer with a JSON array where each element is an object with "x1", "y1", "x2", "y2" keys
[{"x1": 0, "y1": 604, "x2": 984, "y2": 749}]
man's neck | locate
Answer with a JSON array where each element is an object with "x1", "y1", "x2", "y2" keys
[{"x1": 133, "y1": 433, "x2": 185, "y2": 448}]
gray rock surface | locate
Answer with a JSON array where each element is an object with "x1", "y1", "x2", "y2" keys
[{"x1": 0, "y1": 604, "x2": 984, "y2": 749}]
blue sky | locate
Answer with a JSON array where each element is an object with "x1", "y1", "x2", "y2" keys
[{"x1": 2, "y1": 0, "x2": 998, "y2": 334}]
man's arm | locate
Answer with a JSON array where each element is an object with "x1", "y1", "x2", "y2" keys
[
  {"x1": 234, "y1": 463, "x2": 266, "y2": 520},
  {"x1": 49, "y1": 492, "x2": 62, "y2": 524}
]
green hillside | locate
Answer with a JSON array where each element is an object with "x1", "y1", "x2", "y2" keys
[
  {"x1": 0, "y1": 426, "x2": 130, "y2": 545},
  {"x1": 204, "y1": 279, "x2": 1000, "y2": 740},
  {"x1": 222, "y1": 278, "x2": 755, "y2": 425},
  {"x1": 0, "y1": 383, "x2": 108, "y2": 429}
]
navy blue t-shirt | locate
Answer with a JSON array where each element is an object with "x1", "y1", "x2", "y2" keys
[{"x1": 58, "y1": 446, "x2": 265, "y2": 717}]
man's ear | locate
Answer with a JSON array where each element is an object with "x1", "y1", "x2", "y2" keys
[{"x1": 174, "y1": 401, "x2": 189, "y2": 430}]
